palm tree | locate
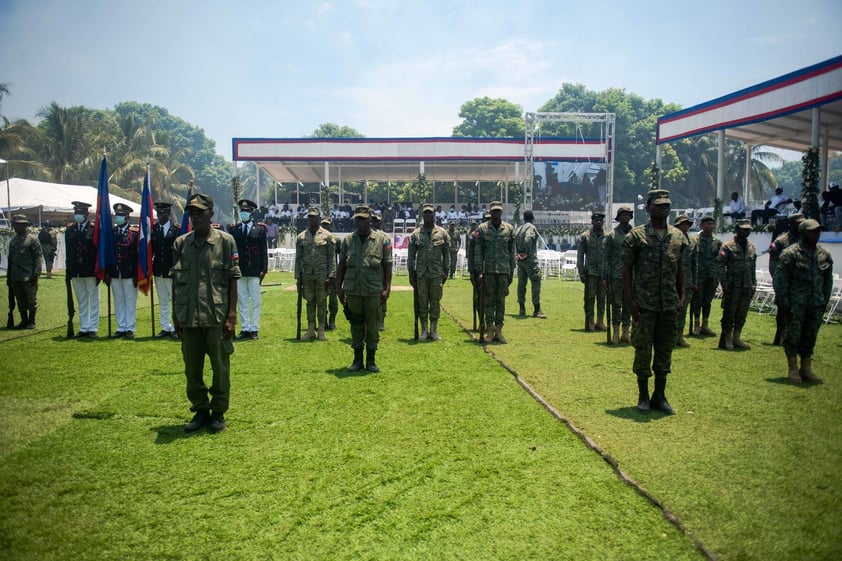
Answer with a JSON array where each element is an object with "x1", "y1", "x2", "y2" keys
[
  {"x1": 35, "y1": 102, "x2": 100, "y2": 184},
  {"x1": 726, "y1": 140, "x2": 782, "y2": 206}
]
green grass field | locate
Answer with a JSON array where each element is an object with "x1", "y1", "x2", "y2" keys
[{"x1": 1, "y1": 271, "x2": 840, "y2": 560}]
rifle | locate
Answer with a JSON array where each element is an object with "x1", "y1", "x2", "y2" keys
[
  {"x1": 605, "y1": 278, "x2": 612, "y2": 344},
  {"x1": 478, "y1": 274, "x2": 487, "y2": 344},
  {"x1": 583, "y1": 275, "x2": 590, "y2": 330},
  {"x1": 107, "y1": 282, "x2": 112, "y2": 337},
  {"x1": 66, "y1": 274, "x2": 75, "y2": 338},
  {"x1": 296, "y1": 286, "x2": 303, "y2": 340},
  {"x1": 413, "y1": 282, "x2": 419, "y2": 340},
  {"x1": 6, "y1": 283, "x2": 15, "y2": 329},
  {"x1": 472, "y1": 277, "x2": 478, "y2": 332}
]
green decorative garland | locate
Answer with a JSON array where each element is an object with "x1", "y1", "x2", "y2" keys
[
  {"x1": 645, "y1": 162, "x2": 660, "y2": 192},
  {"x1": 800, "y1": 147, "x2": 820, "y2": 220}
]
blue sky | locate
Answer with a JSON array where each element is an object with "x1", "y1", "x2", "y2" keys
[{"x1": 1, "y1": 0, "x2": 840, "y2": 161}]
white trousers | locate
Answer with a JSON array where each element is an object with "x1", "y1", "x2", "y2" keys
[
  {"x1": 71, "y1": 277, "x2": 100, "y2": 333},
  {"x1": 237, "y1": 276, "x2": 262, "y2": 331},
  {"x1": 154, "y1": 277, "x2": 174, "y2": 332},
  {"x1": 112, "y1": 277, "x2": 138, "y2": 333}
]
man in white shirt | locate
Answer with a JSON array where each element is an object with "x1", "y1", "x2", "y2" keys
[
  {"x1": 723, "y1": 192, "x2": 745, "y2": 223},
  {"x1": 751, "y1": 187, "x2": 792, "y2": 226}
]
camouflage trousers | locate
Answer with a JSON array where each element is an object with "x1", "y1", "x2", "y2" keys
[
  {"x1": 449, "y1": 250, "x2": 459, "y2": 277},
  {"x1": 326, "y1": 278, "x2": 338, "y2": 322},
  {"x1": 516, "y1": 260, "x2": 542, "y2": 311},
  {"x1": 782, "y1": 304, "x2": 825, "y2": 359},
  {"x1": 346, "y1": 294, "x2": 382, "y2": 350},
  {"x1": 605, "y1": 277, "x2": 630, "y2": 327},
  {"x1": 632, "y1": 308, "x2": 677, "y2": 377},
  {"x1": 416, "y1": 274, "x2": 444, "y2": 321},
  {"x1": 583, "y1": 275, "x2": 605, "y2": 326},
  {"x1": 483, "y1": 273, "x2": 510, "y2": 326},
  {"x1": 720, "y1": 287, "x2": 753, "y2": 333},
  {"x1": 301, "y1": 275, "x2": 327, "y2": 324},
  {"x1": 10, "y1": 280, "x2": 38, "y2": 315},
  {"x1": 675, "y1": 292, "x2": 692, "y2": 337},
  {"x1": 690, "y1": 277, "x2": 717, "y2": 320}
]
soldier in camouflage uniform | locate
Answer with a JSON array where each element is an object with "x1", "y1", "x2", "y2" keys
[
  {"x1": 690, "y1": 216, "x2": 721, "y2": 337},
  {"x1": 773, "y1": 219, "x2": 833, "y2": 384},
  {"x1": 337, "y1": 206, "x2": 393, "y2": 372},
  {"x1": 321, "y1": 218, "x2": 340, "y2": 330},
  {"x1": 37, "y1": 221, "x2": 58, "y2": 279},
  {"x1": 473, "y1": 201, "x2": 515, "y2": 343},
  {"x1": 408, "y1": 203, "x2": 450, "y2": 341},
  {"x1": 623, "y1": 190, "x2": 687, "y2": 414},
  {"x1": 515, "y1": 209, "x2": 546, "y2": 319},
  {"x1": 295, "y1": 207, "x2": 337, "y2": 341},
  {"x1": 716, "y1": 219, "x2": 757, "y2": 350},
  {"x1": 447, "y1": 221, "x2": 461, "y2": 279},
  {"x1": 602, "y1": 206, "x2": 633, "y2": 343},
  {"x1": 577, "y1": 212, "x2": 606, "y2": 331},
  {"x1": 371, "y1": 211, "x2": 388, "y2": 331},
  {"x1": 768, "y1": 213, "x2": 803, "y2": 345},
  {"x1": 673, "y1": 215, "x2": 698, "y2": 347},
  {"x1": 7, "y1": 215, "x2": 42, "y2": 329}
]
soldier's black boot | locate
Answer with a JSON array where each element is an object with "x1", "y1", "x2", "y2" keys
[
  {"x1": 184, "y1": 409, "x2": 210, "y2": 433},
  {"x1": 651, "y1": 375, "x2": 675, "y2": 414},
  {"x1": 636, "y1": 376, "x2": 650, "y2": 413},
  {"x1": 347, "y1": 348, "x2": 364, "y2": 372},
  {"x1": 518, "y1": 304, "x2": 526, "y2": 317},
  {"x1": 26, "y1": 309, "x2": 36, "y2": 329},
  {"x1": 14, "y1": 310, "x2": 29, "y2": 330},
  {"x1": 366, "y1": 349, "x2": 380, "y2": 373}
]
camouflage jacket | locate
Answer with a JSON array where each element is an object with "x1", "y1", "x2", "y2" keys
[
  {"x1": 577, "y1": 227, "x2": 604, "y2": 277},
  {"x1": 473, "y1": 221, "x2": 516, "y2": 275},
  {"x1": 693, "y1": 233, "x2": 722, "y2": 280},
  {"x1": 717, "y1": 238, "x2": 757, "y2": 290},
  {"x1": 408, "y1": 225, "x2": 451, "y2": 279},
  {"x1": 622, "y1": 223, "x2": 688, "y2": 312},
  {"x1": 295, "y1": 227, "x2": 336, "y2": 281},
  {"x1": 773, "y1": 242, "x2": 834, "y2": 308},
  {"x1": 602, "y1": 225, "x2": 632, "y2": 280}
]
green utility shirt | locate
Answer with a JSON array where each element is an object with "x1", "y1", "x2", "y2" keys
[
  {"x1": 602, "y1": 225, "x2": 631, "y2": 280},
  {"x1": 717, "y1": 238, "x2": 757, "y2": 290},
  {"x1": 773, "y1": 242, "x2": 834, "y2": 308},
  {"x1": 515, "y1": 222, "x2": 539, "y2": 265},
  {"x1": 694, "y1": 233, "x2": 722, "y2": 280},
  {"x1": 340, "y1": 229, "x2": 393, "y2": 296},
  {"x1": 768, "y1": 231, "x2": 798, "y2": 278},
  {"x1": 474, "y1": 221, "x2": 516, "y2": 274},
  {"x1": 8, "y1": 233, "x2": 43, "y2": 282},
  {"x1": 295, "y1": 227, "x2": 336, "y2": 281},
  {"x1": 680, "y1": 233, "x2": 699, "y2": 288},
  {"x1": 623, "y1": 223, "x2": 688, "y2": 312},
  {"x1": 408, "y1": 225, "x2": 450, "y2": 279},
  {"x1": 172, "y1": 228, "x2": 242, "y2": 327},
  {"x1": 577, "y1": 227, "x2": 604, "y2": 277}
]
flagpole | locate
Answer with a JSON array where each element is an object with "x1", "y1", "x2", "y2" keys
[
  {"x1": 145, "y1": 160, "x2": 155, "y2": 337},
  {"x1": 150, "y1": 275, "x2": 155, "y2": 338}
]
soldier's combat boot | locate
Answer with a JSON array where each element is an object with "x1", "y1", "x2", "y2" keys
[
  {"x1": 612, "y1": 326, "x2": 620, "y2": 345},
  {"x1": 347, "y1": 348, "x2": 364, "y2": 372},
  {"x1": 675, "y1": 334, "x2": 690, "y2": 348},
  {"x1": 419, "y1": 320, "x2": 428, "y2": 341},
  {"x1": 430, "y1": 319, "x2": 441, "y2": 341},
  {"x1": 692, "y1": 315, "x2": 701, "y2": 336},
  {"x1": 366, "y1": 349, "x2": 380, "y2": 373},
  {"x1": 636, "y1": 377, "x2": 650, "y2": 413},
  {"x1": 184, "y1": 409, "x2": 210, "y2": 433},
  {"x1": 317, "y1": 324, "x2": 326, "y2": 341},
  {"x1": 723, "y1": 330, "x2": 734, "y2": 350},
  {"x1": 533, "y1": 309, "x2": 547, "y2": 319},
  {"x1": 620, "y1": 325, "x2": 631, "y2": 343},
  {"x1": 585, "y1": 319, "x2": 594, "y2": 332},
  {"x1": 494, "y1": 324, "x2": 508, "y2": 344},
  {"x1": 787, "y1": 356, "x2": 801, "y2": 382},
  {"x1": 799, "y1": 357, "x2": 823, "y2": 384},
  {"x1": 595, "y1": 320, "x2": 607, "y2": 332},
  {"x1": 302, "y1": 322, "x2": 316, "y2": 341},
  {"x1": 651, "y1": 375, "x2": 675, "y2": 415},
  {"x1": 328, "y1": 312, "x2": 337, "y2": 331},
  {"x1": 732, "y1": 330, "x2": 751, "y2": 349},
  {"x1": 25, "y1": 310, "x2": 36, "y2": 329},
  {"x1": 518, "y1": 304, "x2": 526, "y2": 317},
  {"x1": 14, "y1": 310, "x2": 28, "y2": 330},
  {"x1": 700, "y1": 319, "x2": 716, "y2": 337},
  {"x1": 486, "y1": 324, "x2": 496, "y2": 343}
]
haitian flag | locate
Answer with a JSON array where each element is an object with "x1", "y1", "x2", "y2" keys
[
  {"x1": 137, "y1": 165, "x2": 154, "y2": 295},
  {"x1": 93, "y1": 156, "x2": 116, "y2": 281},
  {"x1": 178, "y1": 180, "x2": 194, "y2": 236}
]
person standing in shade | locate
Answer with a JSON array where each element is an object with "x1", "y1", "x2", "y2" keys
[
  {"x1": 673, "y1": 215, "x2": 698, "y2": 347},
  {"x1": 514, "y1": 209, "x2": 546, "y2": 319},
  {"x1": 474, "y1": 201, "x2": 515, "y2": 343},
  {"x1": 295, "y1": 207, "x2": 336, "y2": 341},
  {"x1": 173, "y1": 194, "x2": 241, "y2": 433},
  {"x1": 690, "y1": 216, "x2": 722, "y2": 337},
  {"x1": 152, "y1": 202, "x2": 180, "y2": 339},
  {"x1": 768, "y1": 213, "x2": 803, "y2": 345},
  {"x1": 408, "y1": 203, "x2": 450, "y2": 341},
  {"x1": 577, "y1": 211, "x2": 606, "y2": 331},
  {"x1": 623, "y1": 190, "x2": 687, "y2": 414},
  {"x1": 773, "y1": 219, "x2": 833, "y2": 384},
  {"x1": 447, "y1": 221, "x2": 461, "y2": 279},
  {"x1": 370, "y1": 211, "x2": 388, "y2": 331},
  {"x1": 65, "y1": 201, "x2": 99, "y2": 337},
  {"x1": 37, "y1": 221, "x2": 58, "y2": 279},
  {"x1": 336, "y1": 206, "x2": 393, "y2": 372},
  {"x1": 7, "y1": 215, "x2": 42, "y2": 329},
  {"x1": 108, "y1": 203, "x2": 139, "y2": 339},
  {"x1": 229, "y1": 199, "x2": 268, "y2": 340},
  {"x1": 321, "y1": 217, "x2": 340, "y2": 330},
  {"x1": 602, "y1": 206, "x2": 633, "y2": 343},
  {"x1": 716, "y1": 219, "x2": 756, "y2": 350}
]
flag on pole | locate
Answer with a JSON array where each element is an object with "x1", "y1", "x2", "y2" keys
[
  {"x1": 93, "y1": 156, "x2": 116, "y2": 281},
  {"x1": 179, "y1": 180, "x2": 194, "y2": 236},
  {"x1": 137, "y1": 165, "x2": 154, "y2": 295}
]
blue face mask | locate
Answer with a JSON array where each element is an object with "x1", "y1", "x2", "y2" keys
[
  {"x1": 74, "y1": 214, "x2": 86, "y2": 224},
  {"x1": 114, "y1": 215, "x2": 126, "y2": 227},
  {"x1": 240, "y1": 211, "x2": 252, "y2": 223}
]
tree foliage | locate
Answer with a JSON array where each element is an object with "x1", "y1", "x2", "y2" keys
[{"x1": 453, "y1": 97, "x2": 524, "y2": 137}]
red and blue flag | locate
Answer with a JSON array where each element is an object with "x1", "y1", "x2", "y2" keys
[
  {"x1": 179, "y1": 180, "x2": 193, "y2": 236},
  {"x1": 137, "y1": 165, "x2": 154, "y2": 295},
  {"x1": 93, "y1": 156, "x2": 116, "y2": 281}
]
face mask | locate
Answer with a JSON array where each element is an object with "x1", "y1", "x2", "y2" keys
[
  {"x1": 240, "y1": 211, "x2": 252, "y2": 222},
  {"x1": 114, "y1": 215, "x2": 126, "y2": 227},
  {"x1": 74, "y1": 214, "x2": 86, "y2": 224}
]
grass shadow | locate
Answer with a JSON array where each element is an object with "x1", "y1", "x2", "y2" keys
[
  {"x1": 329, "y1": 367, "x2": 375, "y2": 379},
  {"x1": 152, "y1": 423, "x2": 198, "y2": 444},
  {"x1": 764, "y1": 376, "x2": 819, "y2": 387},
  {"x1": 605, "y1": 407, "x2": 669, "y2": 423}
]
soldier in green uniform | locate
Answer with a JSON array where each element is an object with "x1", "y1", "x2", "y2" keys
[
  {"x1": 337, "y1": 206, "x2": 393, "y2": 372},
  {"x1": 690, "y1": 216, "x2": 721, "y2": 337},
  {"x1": 37, "y1": 221, "x2": 58, "y2": 279},
  {"x1": 295, "y1": 207, "x2": 336, "y2": 341},
  {"x1": 602, "y1": 206, "x2": 633, "y2": 343},
  {"x1": 768, "y1": 213, "x2": 803, "y2": 345},
  {"x1": 172, "y1": 194, "x2": 241, "y2": 434},
  {"x1": 321, "y1": 217, "x2": 340, "y2": 330},
  {"x1": 773, "y1": 219, "x2": 833, "y2": 384},
  {"x1": 474, "y1": 201, "x2": 515, "y2": 344},
  {"x1": 577, "y1": 211, "x2": 606, "y2": 331},
  {"x1": 622, "y1": 190, "x2": 687, "y2": 414},
  {"x1": 408, "y1": 203, "x2": 450, "y2": 341},
  {"x1": 371, "y1": 211, "x2": 388, "y2": 331},
  {"x1": 514, "y1": 209, "x2": 546, "y2": 319},
  {"x1": 673, "y1": 215, "x2": 698, "y2": 347},
  {"x1": 447, "y1": 221, "x2": 461, "y2": 279},
  {"x1": 7, "y1": 215, "x2": 42, "y2": 329},
  {"x1": 716, "y1": 219, "x2": 756, "y2": 350}
]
